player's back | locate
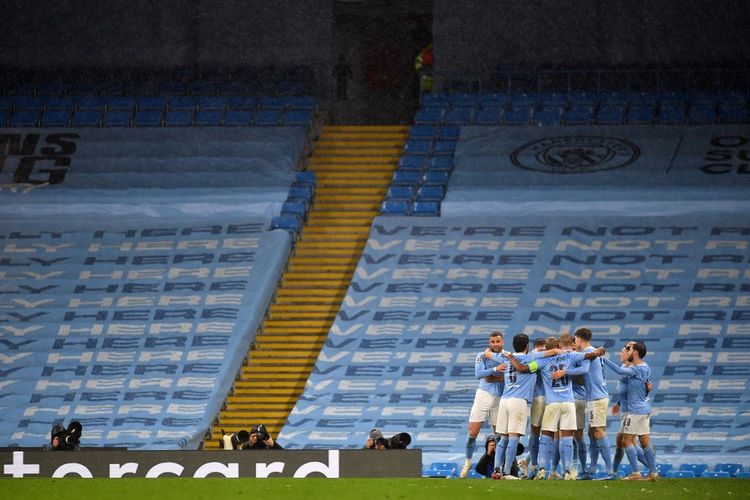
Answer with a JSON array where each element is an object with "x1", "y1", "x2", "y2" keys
[
  {"x1": 538, "y1": 352, "x2": 583, "y2": 403},
  {"x1": 584, "y1": 346, "x2": 609, "y2": 401},
  {"x1": 625, "y1": 362, "x2": 651, "y2": 414}
]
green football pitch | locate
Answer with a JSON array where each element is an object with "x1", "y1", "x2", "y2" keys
[{"x1": 3, "y1": 478, "x2": 748, "y2": 500}]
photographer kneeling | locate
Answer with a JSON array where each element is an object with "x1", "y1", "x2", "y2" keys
[
  {"x1": 49, "y1": 421, "x2": 82, "y2": 451},
  {"x1": 246, "y1": 424, "x2": 283, "y2": 450}
]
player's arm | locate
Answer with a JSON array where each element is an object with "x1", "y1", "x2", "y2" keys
[
  {"x1": 505, "y1": 352, "x2": 533, "y2": 373},
  {"x1": 583, "y1": 347, "x2": 605, "y2": 360},
  {"x1": 602, "y1": 356, "x2": 635, "y2": 376}
]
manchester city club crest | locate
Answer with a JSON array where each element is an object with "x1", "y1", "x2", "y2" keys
[{"x1": 510, "y1": 136, "x2": 640, "y2": 173}]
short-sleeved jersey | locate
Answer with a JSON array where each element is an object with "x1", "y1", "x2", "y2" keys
[
  {"x1": 501, "y1": 351, "x2": 543, "y2": 402},
  {"x1": 530, "y1": 352, "x2": 586, "y2": 404},
  {"x1": 583, "y1": 346, "x2": 609, "y2": 401},
  {"x1": 604, "y1": 358, "x2": 651, "y2": 414},
  {"x1": 474, "y1": 351, "x2": 504, "y2": 397}
]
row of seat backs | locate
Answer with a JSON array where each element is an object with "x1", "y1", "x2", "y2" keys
[
  {"x1": 415, "y1": 103, "x2": 748, "y2": 126},
  {"x1": 0, "y1": 109, "x2": 313, "y2": 128},
  {"x1": 270, "y1": 171, "x2": 317, "y2": 240},
  {"x1": 0, "y1": 95, "x2": 315, "y2": 113}
]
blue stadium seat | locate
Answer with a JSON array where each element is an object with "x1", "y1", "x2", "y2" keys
[
  {"x1": 563, "y1": 106, "x2": 594, "y2": 125},
  {"x1": 679, "y1": 463, "x2": 708, "y2": 476},
  {"x1": 568, "y1": 90, "x2": 598, "y2": 107},
  {"x1": 480, "y1": 93, "x2": 511, "y2": 108},
  {"x1": 287, "y1": 185, "x2": 314, "y2": 205},
  {"x1": 391, "y1": 170, "x2": 423, "y2": 187},
  {"x1": 449, "y1": 93, "x2": 479, "y2": 108},
  {"x1": 283, "y1": 110, "x2": 312, "y2": 127},
  {"x1": 409, "y1": 125, "x2": 438, "y2": 140},
  {"x1": 714, "y1": 463, "x2": 743, "y2": 476},
  {"x1": 596, "y1": 105, "x2": 625, "y2": 125},
  {"x1": 216, "y1": 80, "x2": 247, "y2": 96},
  {"x1": 658, "y1": 104, "x2": 686, "y2": 124},
  {"x1": 474, "y1": 108, "x2": 502, "y2": 125},
  {"x1": 438, "y1": 125, "x2": 460, "y2": 140},
  {"x1": 137, "y1": 96, "x2": 168, "y2": 111},
  {"x1": 280, "y1": 201, "x2": 308, "y2": 221},
  {"x1": 105, "y1": 96, "x2": 136, "y2": 111},
  {"x1": 655, "y1": 464, "x2": 673, "y2": 476},
  {"x1": 294, "y1": 170, "x2": 316, "y2": 188},
  {"x1": 285, "y1": 96, "x2": 315, "y2": 111},
  {"x1": 0, "y1": 111, "x2": 8, "y2": 127},
  {"x1": 41, "y1": 110, "x2": 70, "y2": 127},
  {"x1": 412, "y1": 201, "x2": 440, "y2": 216},
  {"x1": 540, "y1": 92, "x2": 568, "y2": 108},
  {"x1": 717, "y1": 90, "x2": 747, "y2": 106},
  {"x1": 718, "y1": 104, "x2": 747, "y2": 124},
  {"x1": 616, "y1": 463, "x2": 632, "y2": 477},
  {"x1": 77, "y1": 96, "x2": 107, "y2": 111},
  {"x1": 404, "y1": 140, "x2": 432, "y2": 156},
  {"x1": 429, "y1": 156, "x2": 454, "y2": 172},
  {"x1": 102, "y1": 110, "x2": 131, "y2": 127},
  {"x1": 10, "y1": 110, "x2": 39, "y2": 127},
  {"x1": 13, "y1": 96, "x2": 43, "y2": 112},
  {"x1": 414, "y1": 108, "x2": 443, "y2": 125},
  {"x1": 259, "y1": 97, "x2": 287, "y2": 110},
  {"x1": 134, "y1": 110, "x2": 163, "y2": 127},
  {"x1": 198, "y1": 96, "x2": 228, "y2": 112},
  {"x1": 72, "y1": 110, "x2": 101, "y2": 127},
  {"x1": 421, "y1": 93, "x2": 451, "y2": 108},
  {"x1": 511, "y1": 93, "x2": 539, "y2": 110},
  {"x1": 701, "y1": 471, "x2": 731, "y2": 479},
  {"x1": 397, "y1": 156, "x2": 427, "y2": 171},
  {"x1": 194, "y1": 110, "x2": 222, "y2": 126},
  {"x1": 0, "y1": 97, "x2": 13, "y2": 112},
  {"x1": 422, "y1": 171, "x2": 450, "y2": 187},
  {"x1": 660, "y1": 90, "x2": 688, "y2": 109},
  {"x1": 666, "y1": 470, "x2": 695, "y2": 478},
  {"x1": 226, "y1": 96, "x2": 257, "y2": 110},
  {"x1": 422, "y1": 468, "x2": 452, "y2": 478},
  {"x1": 690, "y1": 91, "x2": 718, "y2": 107},
  {"x1": 416, "y1": 186, "x2": 445, "y2": 201},
  {"x1": 688, "y1": 105, "x2": 716, "y2": 124},
  {"x1": 736, "y1": 471, "x2": 750, "y2": 479},
  {"x1": 443, "y1": 107, "x2": 474, "y2": 124},
  {"x1": 629, "y1": 91, "x2": 659, "y2": 108},
  {"x1": 386, "y1": 186, "x2": 415, "y2": 201},
  {"x1": 254, "y1": 110, "x2": 282, "y2": 126},
  {"x1": 502, "y1": 108, "x2": 531, "y2": 125},
  {"x1": 600, "y1": 91, "x2": 628, "y2": 106},
  {"x1": 534, "y1": 108, "x2": 562, "y2": 126},
  {"x1": 270, "y1": 215, "x2": 301, "y2": 237},
  {"x1": 168, "y1": 96, "x2": 198, "y2": 111},
  {"x1": 467, "y1": 470, "x2": 485, "y2": 479},
  {"x1": 380, "y1": 200, "x2": 411, "y2": 216},
  {"x1": 164, "y1": 110, "x2": 193, "y2": 127},
  {"x1": 99, "y1": 81, "x2": 126, "y2": 96},
  {"x1": 626, "y1": 105, "x2": 656, "y2": 124},
  {"x1": 44, "y1": 97, "x2": 74, "y2": 111},
  {"x1": 433, "y1": 140, "x2": 457, "y2": 155},
  {"x1": 223, "y1": 110, "x2": 254, "y2": 126},
  {"x1": 429, "y1": 462, "x2": 458, "y2": 476}
]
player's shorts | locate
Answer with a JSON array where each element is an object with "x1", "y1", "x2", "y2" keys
[
  {"x1": 622, "y1": 413, "x2": 650, "y2": 436},
  {"x1": 469, "y1": 388, "x2": 500, "y2": 425},
  {"x1": 575, "y1": 398, "x2": 586, "y2": 430},
  {"x1": 587, "y1": 397, "x2": 609, "y2": 428},
  {"x1": 530, "y1": 396, "x2": 545, "y2": 427},
  {"x1": 496, "y1": 397, "x2": 529, "y2": 435},
  {"x1": 618, "y1": 411, "x2": 628, "y2": 433},
  {"x1": 541, "y1": 401, "x2": 577, "y2": 432}
]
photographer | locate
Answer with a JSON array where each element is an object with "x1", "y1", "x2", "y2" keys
[
  {"x1": 246, "y1": 424, "x2": 283, "y2": 450},
  {"x1": 364, "y1": 428, "x2": 412, "y2": 450},
  {"x1": 49, "y1": 421, "x2": 82, "y2": 451},
  {"x1": 220, "y1": 429, "x2": 251, "y2": 450}
]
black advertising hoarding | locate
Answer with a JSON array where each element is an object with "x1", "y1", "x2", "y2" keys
[{"x1": 1, "y1": 449, "x2": 422, "y2": 478}]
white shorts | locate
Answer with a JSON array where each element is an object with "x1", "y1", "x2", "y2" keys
[
  {"x1": 496, "y1": 397, "x2": 529, "y2": 435},
  {"x1": 530, "y1": 396, "x2": 545, "y2": 427},
  {"x1": 469, "y1": 389, "x2": 500, "y2": 425},
  {"x1": 575, "y1": 399, "x2": 586, "y2": 430},
  {"x1": 587, "y1": 398, "x2": 609, "y2": 428},
  {"x1": 618, "y1": 411, "x2": 628, "y2": 433},
  {"x1": 541, "y1": 401, "x2": 577, "y2": 432},
  {"x1": 622, "y1": 413, "x2": 650, "y2": 436}
]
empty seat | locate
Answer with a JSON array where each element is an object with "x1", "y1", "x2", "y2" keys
[
  {"x1": 270, "y1": 215, "x2": 301, "y2": 237},
  {"x1": 679, "y1": 463, "x2": 708, "y2": 476},
  {"x1": 540, "y1": 92, "x2": 568, "y2": 108},
  {"x1": 386, "y1": 186, "x2": 416, "y2": 201},
  {"x1": 72, "y1": 110, "x2": 101, "y2": 127},
  {"x1": 409, "y1": 125, "x2": 438, "y2": 140},
  {"x1": 285, "y1": 96, "x2": 315, "y2": 111},
  {"x1": 474, "y1": 108, "x2": 502, "y2": 125},
  {"x1": 568, "y1": 91, "x2": 598, "y2": 107},
  {"x1": 254, "y1": 110, "x2": 282, "y2": 126},
  {"x1": 414, "y1": 108, "x2": 443, "y2": 125},
  {"x1": 137, "y1": 96, "x2": 167, "y2": 111},
  {"x1": 223, "y1": 110, "x2": 253, "y2": 126},
  {"x1": 0, "y1": 111, "x2": 8, "y2": 127},
  {"x1": 134, "y1": 110, "x2": 163, "y2": 127},
  {"x1": 429, "y1": 462, "x2": 458, "y2": 475},
  {"x1": 397, "y1": 156, "x2": 427, "y2": 171},
  {"x1": 168, "y1": 96, "x2": 198, "y2": 111},
  {"x1": 628, "y1": 91, "x2": 659, "y2": 108},
  {"x1": 665, "y1": 470, "x2": 695, "y2": 478},
  {"x1": 688, "y1": 105, "x2": 716, "y2": 124},
  {"x1": 227, "y1": 96, "x2": 257, "y2": 110},
  {"x1": 502, "y1": 108, "x2": 531, "y2": 125},
  {"x1": 443, "y1": 107, "x2": 474, "y2": 124},
  {"x1": 41, "y1": 110, "x2": 70, "y2": 127},
  {"x1": 198, "y1": 96, "x2": 228, "y2": 112},
  {"x1": 380, "y1": 200, "x2": 411, "y2": 216},
  {"x1": 77, "y1": 96, "x2": 107, "y2": 111},
  {"x1": 412, "y1": 201, "x2": 440, "y2": 216},
  {"x1": 422, "y1": 468, "x2": 452, "y2": 478},
  {"x1": 283, "y1": 110, "x2": 312, "y2": 127},
  {"x1": 258, "y1": 97, "x2": 287, "y2": 110},
  {"x1": 194, "y1": 110, "x2": 222, "y2": 126},
  {"x1": 438, "y1": 126, "x2": 460, "y2": 140},
  {"x1": 403, "y1": 140, "x2": 432, "y2": 156},
  {"x1": 717, "y1": 104, "x2": 747, "y2": 124},
  {"x1": 655, "y1": 464, "x2": 673, "y2": 476},
  {"x1": 480, "y1": 93, "x2": 511, "y2": 108},
  {"x1": 10, "y1": 110, "x2": 39, "y2": 127},
  {"x1": 433, "y1": 140, "x2": 457, "y2": 155},
  {"x1": 511, "y1": 93, "x2": 539, "y2": 110},
  {"x1": 102, "y1": 110, "x2": 131, "y2": 127},
  {"x1": 596, "y1": 105, "x2": 625, "y2": 125},
  {"x1": 416, "y1": 185, "x2": 445, "y2": 201},
  {"x1": 421, "y1": 93, "x2": 451, "y2": 108},
  {"x1": 626, "y1": 105, "x2": 656, "y2": 124},
  {"x1": 99, "y1": 81, "x2": 126, "y2": 96},
  {"x1": 429, "y1": 157, "x2": 454, "y2": 172},
  {"x1": 534, "y1": 108, "x2": 562, "y2": 126},
  {"x1": 280, "y1": 201, "x2": 308, "y2": 221},
  {"x1": 44, "y1": 97, "x2": 74, "y2": 111},
  {"x1": 14, "y1": 96, "x2": 44, "y2": 112},
  {"x1": 391, "y1": 170, "x2": 422, "y2": 187},
  {"x1": 600, "y1": 91, "x2": 627, "y2": 106},
  {"x1": 422, "y1": 171, "x2": 450, "y2": 187},
  {"x1": 714, "y1": 463, "x2": 743, "y2": 476},
  {"x1": 563, "y1": 106, "x2": 593, "y2": 125},
  {"x1": 287, "y1": 185, "x2": 314, "y2": 205},
  {"x1": 105, "y1": 96, "x2": 136, "y2": 111},
  {"x1": 164, "y1": 110, "x2": 193, "y2": 127},
  {"x1": 658, "y1": 105, "x2": 686, "y2": 124},
  {"x1": 701, "y1": 471, "x2": 730, "y2": 479}
]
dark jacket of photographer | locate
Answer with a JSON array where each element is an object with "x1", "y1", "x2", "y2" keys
[{"x1": 246, "y1": 433, "x2": 283, "y2": 450}]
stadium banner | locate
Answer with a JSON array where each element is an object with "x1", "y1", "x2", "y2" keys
[
  {"x1": 0, "y1": 128, "x2": 307, "y2": 217},
  {"x1": 0, "y1": 217, "x2": 292, "y2": 450},
  {"x1": 444, "y1": 125, "x2": 750, "y2": 216},
  {"x1": 0, "y1": 449, "x2": 422, "y2": 478}
]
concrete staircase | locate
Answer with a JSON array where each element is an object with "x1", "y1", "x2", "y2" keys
[{"x1": 204, "y1": 125, "x2": 407, "y2": 449}]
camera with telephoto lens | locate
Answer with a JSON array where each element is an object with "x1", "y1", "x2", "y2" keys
[
  {"x1": 50, "y1": 421, "x2": 82, "y2": 450},
  {"x1": 385, "y1": 432, "x2": 411, "y2": 449},
  {"x1": 252, "y1": 424, "x2": 270, "y2": 442}
]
